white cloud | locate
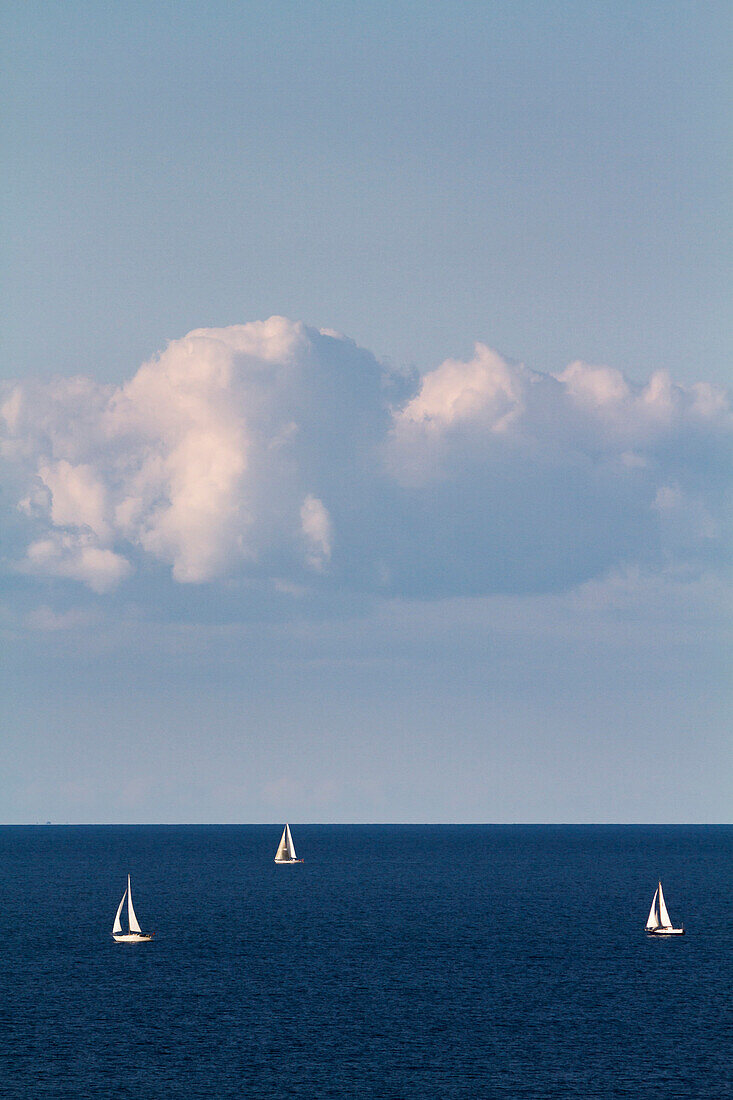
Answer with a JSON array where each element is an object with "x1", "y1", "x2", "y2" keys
[
  {"x1": 38, "y1": 460, "x2": 112, "y2": 543},
  {"x1": 24, "y1": 533, "x2": 132, "y2": 593},
  {"x1": 300, "y1": 495, "x2": 333, "y2": 570},
  {"x1": 386, "y1": 343, "x2": 731, "y2": 593},
  {"x1": 1, "y1": 317, "x2": 387, "y2": 592},
  {"x1": 398, "y1": 343, "x2": 523, "y2": 431},
  {"x1": 1, "y1": 318, "x2": 730, "y2": 598},
  {"x1": 558, "y1": 360, "x2": 630, "y2": 408}
]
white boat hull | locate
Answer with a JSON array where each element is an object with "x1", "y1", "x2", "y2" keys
[
  {"x1": 112, "y1": 932, "x2": 154, "y2": 942},
  {"x1": 274, "y1": 858, "x2": 303, "y2": 864},
  {"x1": 647, "y1": 927, "x2": 685, "y2": 936}
]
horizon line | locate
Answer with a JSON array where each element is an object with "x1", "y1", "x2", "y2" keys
[{"x1": 2, "y1": 821, "x2": 730, "y2": 828}]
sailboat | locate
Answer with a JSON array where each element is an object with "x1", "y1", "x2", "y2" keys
[
  {"x1": 645, "y1": 881, "x2": 684, "y2": 935},
  {"x1": 274, "y1": 823, "x2": 303, "y2": 864},
  {"x1": 111, "y1": 874, "x2": 154, "y2": 942}
]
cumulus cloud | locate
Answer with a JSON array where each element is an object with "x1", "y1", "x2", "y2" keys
[
  {"x1": 1, "y1": 318, "x2": 730, "y2": 599},
  {"x1": 398, "y1": 344, "x2": 523, "y2": 433},
  {"x1": 38, "y1": 460, "x2": 112, "y2": 543},
  {"x1": 300, "y1": 495, "x2": 333, "y2": 570},
  {"x1": 383, "y1": 342, "x2": 730, "y2": 595},
  {"x1": 1, "y1": 317, "x2": 387, "y2": 590},
  {"x1": 24, "y1": 532, "x2": 132, "y2": 593}
]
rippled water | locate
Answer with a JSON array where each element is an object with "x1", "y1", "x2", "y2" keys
[{"x1": 2, "y1": 825, "x2": 730, "y2": 1098}]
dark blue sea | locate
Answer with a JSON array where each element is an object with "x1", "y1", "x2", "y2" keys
[{"x1": 1, "y1": 825, "x2": 731, "y2": 1098}]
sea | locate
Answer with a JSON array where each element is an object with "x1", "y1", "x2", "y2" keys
[{"x1": 1, "y1": 825, "x2": 731, "y2": 1099}]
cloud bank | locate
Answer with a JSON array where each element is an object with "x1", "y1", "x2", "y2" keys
[{"x1": 2, "y1": 317, "x2": 730, "y2": 598}]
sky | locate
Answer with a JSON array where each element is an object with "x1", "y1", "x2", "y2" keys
[{"x1": 1, "y1": 1, "x2": 731, "y2": 823}]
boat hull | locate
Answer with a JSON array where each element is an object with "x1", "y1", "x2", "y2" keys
[
  {"x1": 647, "y1": 927, "x2": 685, "y2": 936},
  {"x1": 112, "y1": 932, "x2": 154, "y2": 942},
  {"x1": 274, "y1": 858, "x2": 303, "y2": 864}
]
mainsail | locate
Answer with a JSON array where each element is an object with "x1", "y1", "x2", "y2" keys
[
  {"x1": 127, "y1": 874, "x2": 143, "y2": 934},
  {"x1": 285, "y1": 824, "x2": 297, "y2": 860},
  {"x1": 657, "y1": 881, "x2": 672, "y2": 928},
  {"x1": 645, "y1": 888, "x2": 659, "y2": 931}
]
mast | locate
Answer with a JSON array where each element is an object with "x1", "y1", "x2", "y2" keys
[
  {"x1": 127, "y1": 874, "x2": 143, "y2": 934},
  {"x1": 285, "y1": 824, "x2": 297, "y2": 860}
]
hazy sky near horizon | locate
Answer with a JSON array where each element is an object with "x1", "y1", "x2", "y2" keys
[{"x1": 1, "y1": 2, "x2": 731, "y2": 823}]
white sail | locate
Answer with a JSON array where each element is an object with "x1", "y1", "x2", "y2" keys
[
  {"x1": 285, "y1": 824, "x2": 297, "y2": 860},
  {"x1": 657, "y1": 881, "x2": 672, "y2": 928},
  {"x1": 645, "y1": 887, "x2": 659, "y2": 930},
  {"x1": 113, "y1": 889, "x2": 126, "y2": 934},
  {"x1": 127, "y1": 874, "x2": 143, "y2": 934},
  {"x1": 275, "y1": 826, "x2": 289, "y2": 861}
]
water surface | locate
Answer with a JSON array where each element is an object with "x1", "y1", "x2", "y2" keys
[{"x1": 1, "y1": 825, "x2": 730, "y2": 1098}]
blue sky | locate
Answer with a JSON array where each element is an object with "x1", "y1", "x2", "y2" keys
[{"x1": 1, "y1": 2, "x2": 730, "y2": 823}]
